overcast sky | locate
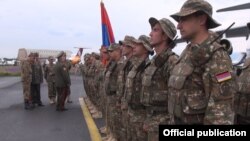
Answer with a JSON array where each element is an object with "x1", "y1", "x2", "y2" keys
[{"x1": 0, "y1": 0, "x2": 249, "y2": 58}]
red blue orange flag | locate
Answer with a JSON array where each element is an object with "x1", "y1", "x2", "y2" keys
[{"x1": 101, "y1": 1, "x2": 115, "y2": 47}]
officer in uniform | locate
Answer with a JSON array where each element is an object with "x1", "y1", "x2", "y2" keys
[
  {"x1": 44, "y1": 56, "x2": 56, "y2": 104},
  {"x1": 21, "y1": 53, "x2": 34, "y2": 110},
  {"x1": 125, "y1": 35, "x2": 153, "y2": 141},
  {"x1": 235, "y1": 58, "x2": 250, "y2": 124},
  {"x1": 141, "y1": 18, "x2": 178, "y2": 141},
  {"x1": 168, "y1": 0, "x2": 236, "y2": 124},
  {"x1": 54, "y1": 51, "x2": 70, "y2": 111}
]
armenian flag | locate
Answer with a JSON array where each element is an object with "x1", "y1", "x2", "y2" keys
[{"x1": 101, "y1": 1, "x2": 115, "y2": 47}]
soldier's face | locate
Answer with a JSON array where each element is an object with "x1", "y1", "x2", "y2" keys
[
  {"x1": 149, "y1": 23, "x2": 167, "y2": 47},
  {"x1": 122, "y1": 44, "x2": 133, "y2": 57},
  {"x1": 61, "y1": 54, "x2": 66, "y2": 62},
  {"x1": 132, "y1": 43, "x2": 147, "y2": 57},
  {"x1": 177, "y1": 14, "x2": 200, "y2": 41},
  {"x1": 101, "y1": 49, "x2": 110, "y2": 60},
  {"x1": 29, "y1": 56, "x2": 34, "y2": 62}
]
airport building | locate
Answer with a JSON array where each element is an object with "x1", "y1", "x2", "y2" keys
[{"x1": 17, "y1": 48, "x2": 72, "y2": 61}]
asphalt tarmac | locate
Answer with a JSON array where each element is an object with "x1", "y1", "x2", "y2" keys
[{"x1": 0, "y1": 75, "x2": 104, "y2": 141}]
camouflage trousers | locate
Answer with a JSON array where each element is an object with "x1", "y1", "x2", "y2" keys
[
  {"x1": 22, "y1": 81, "x2": 31, "y2": 101},
  {"x1": 128, "y1": 107, "x2": 147, "y2": 141},
  {"x1": 106, "y1": 95, "x2": 116, "y2": 136},
  {"x1": 113, "y1": 104, "x2": 124, "y2": 140},
  {"x1": 120, "y1": 109, "x2": 128, "y2": 141},
  {"x1": 235, "y1": 114, "x2": 250, "y2": 124},
  {"x1": 144, "y1": 107, "x2": 172, "y2": 141},
  {"x1": 47, "y1": 81, "x2": 56, "y2": 99}
]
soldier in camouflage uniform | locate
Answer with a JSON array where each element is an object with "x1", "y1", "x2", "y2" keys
[
  {"x1": 235, "y1": 58, "x2": 250, "y2": 124},
  {"x1": 65, "y1": 60, "x2": 72, "y2": 103},
  {"x1": 81, "y1": 53, "x2": 91, "y2": 98},
  {"x1": 44, "y1": 56, "x2": 56, "y2": 104},
  {"x1": 125, "y1": 35, "x2": 153, "y2": 141},
  {"x1": 168, "y1": 0, "x2": 236, "y2": 125},
  {"x1": 104, "y1": 43, "x2": 123, "y2": 141},
  {"x1": 98, "y1": 47, "x2": 110, "y2": 134},
  {"x1": 141, "y1": 17, "x2": 178, "y2": 141},
  {"x1": 115, "y1": 35, "x2": 135, "y2": 141},
  {"x1": 86, "y1": 53, "x2": 99, "y2": 115},
  {"x1": 21, "y1": 53, "x2": 34, "y2": 110},
  {"x1": 91, "y1": 53, "x2": 103, "y2": 118},
  {"x1": 31, "y1": 52, "x2": 44, "y2": 106}
]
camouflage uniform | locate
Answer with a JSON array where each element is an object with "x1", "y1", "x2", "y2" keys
[
  {"x1": 125, "y1": 36, "x2": 155, "y2": 141},
  {"x1": 235, "y1": 58, "x2": 250, "y2": 124},
  {"x1": 65, "y1": 60, "x2": 72, "y2": 103},
  {"x1": 116, "y1": 36, "x2": 135, "y2": 141},
  {"x1": 88, "y1": 54, "x2": 97, "y2": 105},
  {"x1": 31, "y1": 54, "x2": 44, "y2": 106},
  {"x1": 82, "y1": 54, "x2": 91, "y2": 98},
  {"x1": 168, "y1": 0, "x2": 236, "y2": 125},
  {"x1": 44, "y1": 57, "x2": 56, "y2": 102},
  {"x1": 104, "y1": 43, "x2": 123, "y2": 140},
  {"x1": 141, "y1": 18, "x2": 178, "y2": 141},
  {"x1": 21, "y1": 59, "x2": 33, "y2": 109}
]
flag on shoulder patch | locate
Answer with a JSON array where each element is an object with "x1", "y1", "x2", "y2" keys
[{"x1": 215, "y1": 71, "x2": 232, "y2": 83}]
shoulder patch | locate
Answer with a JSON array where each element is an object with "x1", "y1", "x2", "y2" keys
[{"x1": 215, "y1": 71, "x2": 232, "y2": 83}]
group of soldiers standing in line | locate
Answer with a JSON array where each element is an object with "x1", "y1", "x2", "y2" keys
[
  {"x1": 21, "y1": 51, "x2": 72, "y2": 111},
  {"x1": 81, "y1": 0, "x2": 250, "y2": 141}
]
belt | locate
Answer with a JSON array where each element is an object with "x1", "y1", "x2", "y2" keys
[
  {"x1": 129, "y1": 104, "x2": 145, "y2": 110},
  {"x1": 146, "y1": 106, "x2": 167, "y2": 115}
]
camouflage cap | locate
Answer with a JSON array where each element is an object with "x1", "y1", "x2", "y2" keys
[
  {"x1": 34, "y1": 52, "x2": 39, "y2": 57},
  {"x1": 132, "y1": 35, "x2": 153, "y2": 52},
  {"x1": 170, "y1": 0, "x2": 221, "y2": 29},
  {"x1": 108, "y1": 43, "x2": 120, "y2": 51},
  {"x1": 119, "y1": 35, "x2": 136, "y2": 47},
  {"x1": 48, "y1": 56, "x2": 54, "y2": 60},
  {"x1": 28, "y1": 53, "x2": 34, "y2": 57},
  {"x1": 56, "y1": 51, "x2": 66, "y2": 58},
  {"x1": 149, "y1": 17, "x2": 177, "y2": 41},
  {"x1": 84, "y1": 53, "x2": 91, "y2": 59},
  {"x1": 91, "y1": 52, "x2": 100, "y2": 59}
]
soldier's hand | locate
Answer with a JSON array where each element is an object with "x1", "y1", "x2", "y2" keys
[
  {"x1": 121, "y1": 102, "x2": 128, "y2": 110},
  {"x1": 143, "y1": 123, "x2": 149, "y2": 132}
]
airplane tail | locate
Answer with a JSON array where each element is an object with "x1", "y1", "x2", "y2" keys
[{"x1": 76, "y1": 48, "x2": 83, "y2": 57}]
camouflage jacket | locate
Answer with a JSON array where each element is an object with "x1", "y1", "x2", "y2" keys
[
  {"x1": 44, "y1": 63, "x2": 55, "y2": 82},
  {"x1": 104, "y1": 58, "x2": 124, "y2": 95},
  {"x1": 141, "y1": 48, "x2": 178, "y2": 107},
  {"x1": 116, "y1": 57, "x2": 135, "y2": 99},
  {"x1": 125, "y1": 57, "x2": 149, "y2": 107},
  {"x1": 168, "y1": 33, "x2": 236, "y2": 124},
  {"x1": 21, "y1": 60, "x2": 32, "y2": 83},
  {"x1": 236, "y1": 60, "x2": 250, "y2": 117}
]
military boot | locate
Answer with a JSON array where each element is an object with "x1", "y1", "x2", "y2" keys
[
  {"x1": 24, "y1": 100, "x2": 34, "y2": 110},
  {"x1": 24, "y1": 100, "x2": 30, "y2": 110}
]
